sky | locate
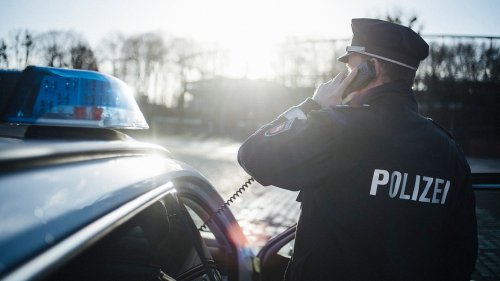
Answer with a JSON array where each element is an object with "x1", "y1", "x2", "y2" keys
[
  {"x1": 1, "y1": 0, "x2": 499, "y2": 79},
  {"x1": 1, "y1": 0, "x2": 499, "y2": 47}
]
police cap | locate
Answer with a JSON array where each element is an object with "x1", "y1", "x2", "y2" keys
[{"x1": 338, "y1": 18, "x2": 429, "y2": 70}]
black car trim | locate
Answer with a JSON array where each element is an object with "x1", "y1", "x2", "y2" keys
[
  {"x1": 171, "y1": 193, "x2": 219, "y2": 281},
  {"x1": 472, "y1": 173, "x2": 500, "y2": 190},
  {"x1": 1, "y1": 181, "x2": 176, "y2": 281},
  {"x1": 179, "y1": 191, "x2": 241, "y2": 281}
]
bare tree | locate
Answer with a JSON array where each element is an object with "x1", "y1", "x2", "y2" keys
[
  {"x1": 379, "y1": 8, "x2": 423, "y2": 33},
  {"x1": 8, "y1": 30, "x2": 23, "y2": 68},
  {"x1": 275, "y1": 38, "x2": 347, "y2": 88},
  {"x1": 481, "y1": 41, "x2": 500, "y2": 82},
  {"x1": 120, "y1": 32, "x2": 167, "y2": 100},
  {"x1": 6, "y1": 29, "x2": 36, "y2": 69},
  {"x1": 70, "y1": 42, "x2": 98, "y2": 70},
  {"x1": 168, "y1": 38, "x2": 219, "y2": 110},
  {"x1": 96, "y1": 32, "x2": 125, "y2": 76},
  {"x1": 22, "y1": 30, "x2": 35, "y2": 67},
  {"x1": 0, "y1": 39, "x2": 8, "y2": 68},
  {"x1": 36, "y1": 30, "x2": 81, "y2": 67}
]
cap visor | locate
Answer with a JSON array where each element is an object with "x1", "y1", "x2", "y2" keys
[{"x1": 337, "y1": 52, "x2": 350, "y2": 63}]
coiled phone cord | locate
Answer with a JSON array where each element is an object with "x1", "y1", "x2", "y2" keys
[{"x1": 198, "y1": 177, "x2": 255, "y2": 231}]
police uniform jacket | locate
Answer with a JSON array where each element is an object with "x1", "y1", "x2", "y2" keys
[{"x1": 238, "y1": 81, "x2": 478, "y2": 281}]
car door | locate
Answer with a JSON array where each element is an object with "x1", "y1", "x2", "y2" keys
[{"x1": 257, "y1": 173, "x2": 500, "y2": 281}]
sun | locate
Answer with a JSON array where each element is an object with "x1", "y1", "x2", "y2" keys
[
  {"x1": 160, "y1": 0, "x2": 353, "y2": 79},
  {"x1": 216, "y1": 34, "x2": 279, "y2": 79},
  {"x1": 186, "y1": 0, "x2": 289, "y2": 80}
]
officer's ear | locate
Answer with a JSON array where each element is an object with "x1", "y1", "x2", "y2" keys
[{"x1": 370, "y1": 58, "x2": 389, "y2": 82}]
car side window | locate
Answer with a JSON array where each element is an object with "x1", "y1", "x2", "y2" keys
[{"x1": 45, "y1": 192, "x2": 221, "y2": 281}]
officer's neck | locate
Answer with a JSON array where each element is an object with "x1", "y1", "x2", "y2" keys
[{"x1": 347, "y1": 78, "x2": 388, "y2": 106}]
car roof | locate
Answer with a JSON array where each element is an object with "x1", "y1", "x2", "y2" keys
[{"x1": 0, "y1": 132, "x2": 165, "y2": 162}]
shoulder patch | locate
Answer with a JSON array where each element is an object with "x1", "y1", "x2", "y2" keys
[
  {"x1": 427, "y1": 118, "x2": 454, "y2": 139},
  {"x1": 265, "y1": 119, "x2": 294, "y2": 136}
]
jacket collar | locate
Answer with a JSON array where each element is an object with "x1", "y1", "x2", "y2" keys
[{"x1": 349, "y1": 81, "x2": 418, "y2": 112}]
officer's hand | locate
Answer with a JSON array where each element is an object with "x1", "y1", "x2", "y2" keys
[{"x1": 312, "y1": 68, "x2": 358, "y2": 108}]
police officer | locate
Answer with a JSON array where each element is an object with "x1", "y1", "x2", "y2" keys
[{"x1": 238, "y1": 18, "x2": 477, "y2": 281}]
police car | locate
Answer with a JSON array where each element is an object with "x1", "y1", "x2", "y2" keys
[
  {"x1": 0, "y1": 66, "x2": 498, "y2": 281},
  {"x1": 0, "y1": 66, "x2": 257, "y2": 281}
]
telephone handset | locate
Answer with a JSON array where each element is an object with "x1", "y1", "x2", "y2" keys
[
  {"x1": 198, "y1": 177, "x2": 255, "y2": 231},
  {"x1": 342, "y1": 60, "x2": 376, "y2": 100}
]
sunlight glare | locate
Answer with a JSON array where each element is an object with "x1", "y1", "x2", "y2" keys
[
  {"x1": 162, "y1": 0, "x2": 352, "y2": 79},
  {"x1": 219, "y1": 35, "x2": 278, "y2": 79}
]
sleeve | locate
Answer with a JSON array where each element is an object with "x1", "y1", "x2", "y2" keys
[{"x1": 237, "y1": 98, "x2": 345, "y2": 191}]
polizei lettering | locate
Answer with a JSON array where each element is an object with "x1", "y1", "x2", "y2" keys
[{"x1": 370, "y1": 169, "x2": 451, "y2": 205}]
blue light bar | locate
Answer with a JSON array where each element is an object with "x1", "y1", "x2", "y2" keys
[{"x1": 2, "y1": 66, "x2": 149, "y2": 129}]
